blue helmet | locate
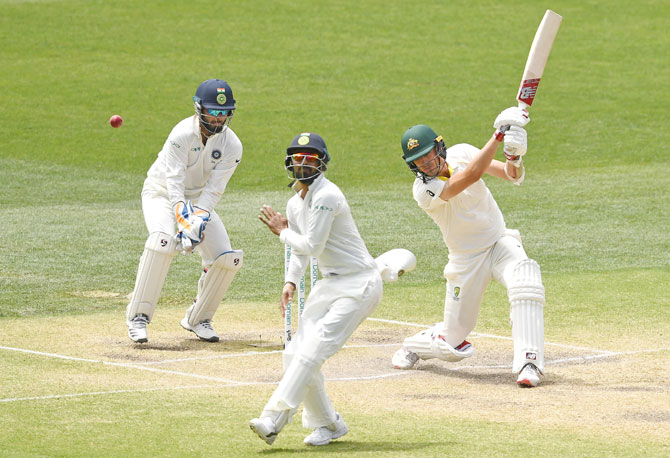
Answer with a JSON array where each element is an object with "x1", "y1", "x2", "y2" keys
[
  {"x1": 193, "y1": 79, "x2": 236, "y2": 135},
  {"x1": 285, "y1": 132, "x2": 330, "y2": 184}
]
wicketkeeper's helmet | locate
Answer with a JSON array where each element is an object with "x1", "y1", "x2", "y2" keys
[
  {"x1": 285, "y1": 132, "x2": 330, "y2": 185},
  {"x1": 193, "y1": 79, "x2": 236, "y2": 135},
  {"x1": 401, "y1": 124, "x2": 447, "y2": 182}
]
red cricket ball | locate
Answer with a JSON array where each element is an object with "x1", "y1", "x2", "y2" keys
[{"x1": 110, "y1": 115, "x2": 123, "y2": 128}]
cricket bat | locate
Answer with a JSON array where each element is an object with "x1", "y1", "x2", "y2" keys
[{"x1": 517, "y1": 10, "x2": 562, "y2": 109}]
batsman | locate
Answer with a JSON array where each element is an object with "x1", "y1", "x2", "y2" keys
[
  {"x1": 125, "y1": 79, "x2": 244, "y2": 344},
  {"x1": 392, "y1": 107, "x2": 546, "y2": 387}
]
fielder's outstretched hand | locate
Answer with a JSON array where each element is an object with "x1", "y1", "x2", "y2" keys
[{"x1": 258, "y1": 205, "x2": 288, "y2": 236}]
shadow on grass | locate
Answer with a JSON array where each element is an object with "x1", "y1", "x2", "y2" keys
[{"x1": 256, "y1": 440, "x2": 447, "y2": 454}]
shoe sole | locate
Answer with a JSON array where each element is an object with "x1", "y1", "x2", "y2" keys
[
  {"x1": 249, "y1": 423, "x2": 277, "y2": 445},
  {"x1": 305, "y1": 428, "x2": 348, "y2": 446},
  {"x1": 128, "y1": 332, "x2": 147, "y2": 344}
]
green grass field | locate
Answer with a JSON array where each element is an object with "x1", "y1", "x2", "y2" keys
[{"x1": 1, "y1": 0, "x2": 669, "y2": 456}]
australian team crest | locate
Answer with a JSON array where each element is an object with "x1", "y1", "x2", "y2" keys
[
  {"x1": 216, "y1": 88, "x2": 227, "y2": 105},
  {"x1": 407, "y1": 137, "x2": 419, "y2": 151},
  {"x1": 212, "y1": 150, "x2": 222, "y2": 160}
]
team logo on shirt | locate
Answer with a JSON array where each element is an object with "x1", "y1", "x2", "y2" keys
[
  {"x1": 216, "y1": 88, "x2": 227, "y2": 105},
  {"x1": 453, "y1": 286, "x2": 461, "y2": 301},
  {"x1": 407, "y1": 138, "x2": 419, "y2": 151},
  {"x1": 212, "y1": 150, "x2": 222, "y2": 159}
]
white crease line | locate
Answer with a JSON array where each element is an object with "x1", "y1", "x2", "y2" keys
[
  {"x1": 327, "y1": 372, "x2": 411, "y2": 381},
  {"x1": 136, "y1": 342, "x2": 400, "y2": 366},
  {"x1": 137, "y1": 349, "x2": 284, "y2": 365},
  {"x1": 0, "y1": 345, "x2": 246, "y2": 385},
  {"x1": 366, "y1": 318, "x2": 615, "y2": 354},
  {"x1": 0, "y1": 384, "x2": 219, "y2": 403},
  {"x1": 424, "y1": 348, "x2": 670, "y2": 372},
  {"x1": 1, "y1": 344, "x2": 667, "y2": 404},
  {"x1": 367, "y1": 317, "x2": 430, "y2": 328}
]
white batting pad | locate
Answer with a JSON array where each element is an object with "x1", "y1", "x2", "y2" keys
[
  {"x1": 508, "y1": 259, "x2": 545, "y2": 372},
  {"x1": 375, "y1": 249, "x2": 417, "y2": 283},
  {"x1": 126, "y1": 232, "x2": 177, "y2": 323},
  {"x1": 403, "y1": 323, "x2": 475, "y2": 362},
  {"x1": 186, "y1": 250, "x2": 243, "y2": 326}
]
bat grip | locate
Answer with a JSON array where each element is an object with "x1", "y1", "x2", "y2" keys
[{"x1": 518, "y1": 100, "x2": 529, "y2": 110}]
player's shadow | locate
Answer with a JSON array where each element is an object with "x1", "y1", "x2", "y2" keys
[
  {"x1": 416, "y1": 363, "x2": 558, "y2": 387},
  {"x1": 132, "y1": 338, "x2": 284, "y2": 353},
  {"x1": 256, "y1": 440, "x2": 447, "y2": 454}
]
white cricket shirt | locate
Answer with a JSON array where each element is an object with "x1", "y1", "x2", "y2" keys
[
  {"x1": 413, "y1": 143, "x2": 506, "y2": 254},
  {"x1": 280, "y1": 175, "x2": 377, "y2": 285},
  {"x1": 144, "y1": 115, "x2": 243, "y2": 212}
]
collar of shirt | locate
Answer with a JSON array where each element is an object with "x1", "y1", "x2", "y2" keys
[{"x1": 299, "y1": 173, "x2": 327, "y2": 201}]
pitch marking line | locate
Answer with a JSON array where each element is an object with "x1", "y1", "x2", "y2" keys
[
  {"x1": 0, "y1": 384, "x2": 219, "y2": 403},
  {"x1": 137, "y1": 343, "x2": 399, "y2": 366},
  {"x1": 367, "y1": 318, "x2": 616, "y2": 354}
]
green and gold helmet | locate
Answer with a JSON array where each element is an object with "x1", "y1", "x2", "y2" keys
[{"x1": 401, "y1": 125, "x2": 447, "y2": 182}]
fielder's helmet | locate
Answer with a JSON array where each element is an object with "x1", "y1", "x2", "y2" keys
[
  {"x1": 193, "y1": 79, "x2": 236, "y2": 135},
  {"x1": 285, "y1": 132, "x2": 330, "y2": 184},
  {"x1": 401, "y1": 125, "x2": 446, "y2": 182}
]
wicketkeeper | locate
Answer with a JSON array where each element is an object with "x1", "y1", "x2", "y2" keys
[
  {"x1": 125, "y1": 79, "x2": 243, "y2": 343},
  {"x1": 250, "y1": 132, "x2": 385, "y2": 446},
  {"x1": 392, "y1": 107, "x2": 547, "y2": 387}
]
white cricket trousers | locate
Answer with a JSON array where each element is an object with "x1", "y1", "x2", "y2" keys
[
  {"x1": 442, "y1": 230, "x2": 528, "y2": 346},
  {"x1": 141, "y1": 181, "x2": 231, "y2": 265},
  {"x1": 262, "y1": 268, "x2": 383, "y2": 429}
]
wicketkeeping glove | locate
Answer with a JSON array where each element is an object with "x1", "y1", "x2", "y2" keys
[
  {"x1": 174, "y1": 200, "x2": 210, "y2": 253},
  {"x1": 493, "y1": 106, "x2": 530, "y2": 129}
]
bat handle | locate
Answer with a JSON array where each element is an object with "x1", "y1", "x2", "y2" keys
[{"x1": 518, "y1": 100, "x2": 530, "y2": 110}]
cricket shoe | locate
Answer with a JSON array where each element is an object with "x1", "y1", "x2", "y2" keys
[
  {"x1": 127, "y1": 314, "x2": 149, "y2": 343},
  {"x1": 180, "y1": 316, "x2": 219, "y2": 342},
  {"x1": 517, "y1": 363, "x2": 541, "y2": 388},
  {"x1": 249, "y1": 417, "x2": 279, "y2": 445},
  {"x1": 392, "y1": 347, "x2": 419, "y2": 370},
  {"x1": 304, "y1": 413, "x2": 348, "y2": 446}
]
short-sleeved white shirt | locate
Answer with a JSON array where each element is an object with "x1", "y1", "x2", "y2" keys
[
  {"x1": 413, "y1": 143, "x2": 506, "y2": 254},
  {"x1": 144, "y1": 116, "x2": 243, "y2": 212}
]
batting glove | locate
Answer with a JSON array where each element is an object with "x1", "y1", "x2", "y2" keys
[
  {"x1": 493, "y1": 106, "x2": 530, "y2": 129},
  {"x1": 502, "y1": 125, "x2": 527, "y2": 162}
]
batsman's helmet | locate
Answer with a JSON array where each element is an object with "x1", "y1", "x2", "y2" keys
[
  {"x1": 285, "y1": 132, "x2": 330, "y2": 185},
  {"x1": 401, "y1": 124, "x2": 447, "y2": 182},
  {"x1": 193, "y1": 79, "x2": 236, "y2": 135}
]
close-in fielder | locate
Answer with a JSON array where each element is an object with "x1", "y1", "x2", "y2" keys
[
  {"x1": 250, "y1": 132, "x2": 383, "y2": 446},
  {"x1": 392, "y1": 107, "x2": 547, "y2": 387},
  {"x1": 125, "y1": 79, "x2": 243, "y2": 344}
]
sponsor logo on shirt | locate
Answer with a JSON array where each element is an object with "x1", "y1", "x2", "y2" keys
[
  {"x1": 453, "y1": 286, "x2": 461, "y2": 301},
  {"x1": 170, "y1": 141, "x2": 181, "y2": 149},
  {"x1": 313, "y1": 204, "x2": 333, "y2": 212}
]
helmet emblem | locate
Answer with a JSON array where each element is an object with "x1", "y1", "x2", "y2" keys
[
  {"x1": 298, "y1": 135, "x2": 310, "y2": 146},
  {"x1": 407, "y1": 138, "x2": 419, "y2": 150},
  {"x1": 216, "y1": 88, "x2": 227, "y2": 105}
]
